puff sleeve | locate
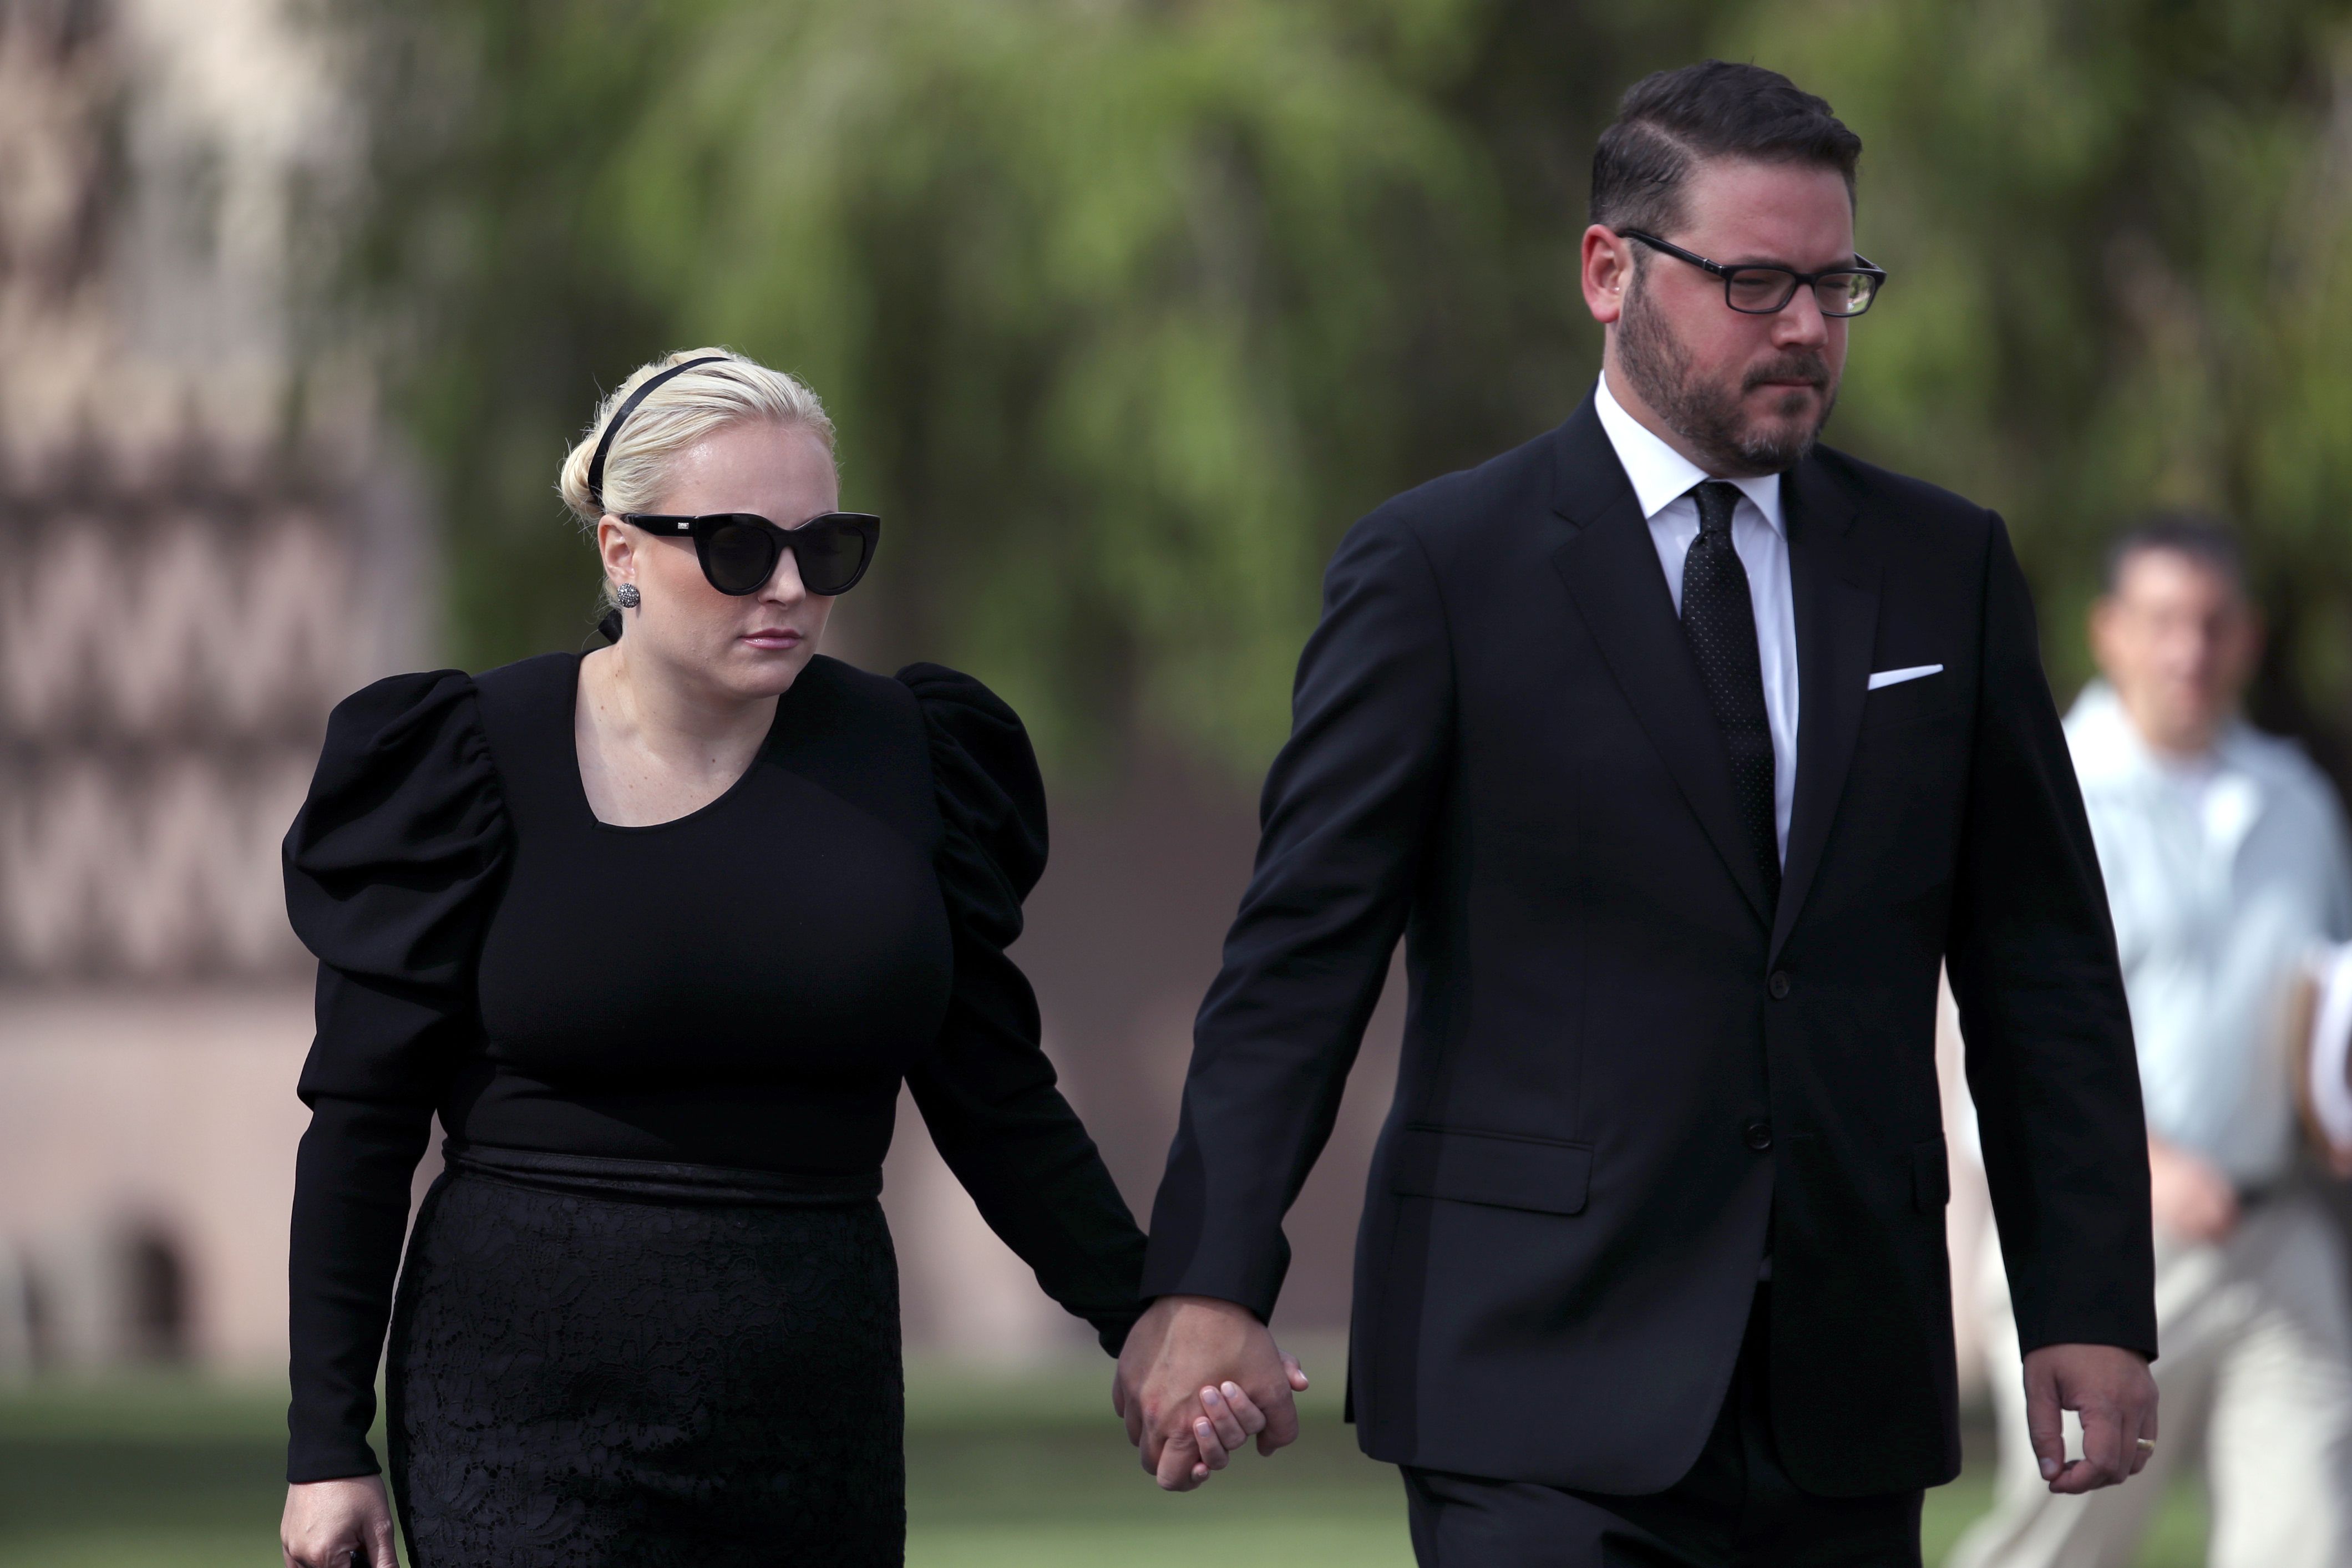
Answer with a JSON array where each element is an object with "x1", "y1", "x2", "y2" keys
[
  {"x1": 896, "y1": 664, "x2": 1147, "y2": 1354},
  {"x1": 281, "y1": 671, "x2": 508, "y2": 1481}
]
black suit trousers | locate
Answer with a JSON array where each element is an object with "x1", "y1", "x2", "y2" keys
[{"x1": 1403, "y1": 1289, "x2": 1923, "y2": 1568}]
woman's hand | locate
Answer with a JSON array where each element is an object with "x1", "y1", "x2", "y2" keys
[
  {"x1": 282, "y1": 1475, "x2": 397, "y2": 1567},
  {"x1": 1112, "y1": 1296, "x2": 1311, "y2": 1490},
  {"x1": 1179, "y1": 1347, "x2": 1312, "y2": 1482}
]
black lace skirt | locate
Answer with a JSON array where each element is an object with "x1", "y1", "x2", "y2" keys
[{"x1": 386, "y1": 1144, "x2": 903, "y2": 1567}]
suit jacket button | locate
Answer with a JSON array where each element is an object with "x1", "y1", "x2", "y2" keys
[
  {"x1": 1745, "y1": 1120, "x2": 1774, "y2": 1151},
  {"x1": 1768, "y1": 970, "x2": 1792, "y2": 999}
]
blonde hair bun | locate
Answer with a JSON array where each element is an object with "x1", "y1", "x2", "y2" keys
[{"x1": 557, "y1": 348, "x2": 836, "y2": 527}]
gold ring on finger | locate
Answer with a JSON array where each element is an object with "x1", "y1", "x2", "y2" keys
[{"x1": 2136, "y1": 1438, "x2": 2156, "y2": 1453}]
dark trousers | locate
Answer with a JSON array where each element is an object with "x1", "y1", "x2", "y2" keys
[{"x1": 1402, "y1": 1288, "x2": 1923, "y2": 1567}]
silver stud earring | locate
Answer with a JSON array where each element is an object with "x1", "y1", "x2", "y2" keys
[{"x1": 615, "y1": 583, "x2": 641, "y2": 609}]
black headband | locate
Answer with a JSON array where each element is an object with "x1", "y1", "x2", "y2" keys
[{"x1": 585, "y1": 355, "x2": 728, "y2": 510}]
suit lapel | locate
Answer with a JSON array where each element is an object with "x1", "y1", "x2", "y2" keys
[
  {"x1": 1770, "y1": 456, "x2": 1878, "y2": 962},
  {"x1": 1549, "y1": 400, "x2": 1776, "y2": 928}
]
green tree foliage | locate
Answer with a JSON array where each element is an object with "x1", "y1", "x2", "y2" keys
[
  {"x1": 335, "y1": 0, "x2": 2352, "y2": 779},
  {"x1": 599, "y1": 0, "x2": 1507, "y2": 767},
  {"x1": 334, "y1": 0, "x2": 1716, "y2": 770},
  {"x1": 1741, "y1": 0, "x2": 2352, "y2": 765}
]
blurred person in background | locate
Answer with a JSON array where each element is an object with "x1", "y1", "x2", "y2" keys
[
  {"x1": 275, "y1": 349, "x2": 1276, "y2": 1567},
  {"x1": 1953, "y1": 517, "x2": 2352, "y2": 1568},
  {"x1": 1118, "y1": 61, "x2": 2157, "y2": 1567}
]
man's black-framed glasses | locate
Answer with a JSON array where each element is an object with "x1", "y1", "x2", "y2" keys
[
  {"x1": 1619, "y1": 230, "x2": 1887, "y2": 317},
  {"x1": 623, "y1": 511, "x2": 881, "y2": 596}
]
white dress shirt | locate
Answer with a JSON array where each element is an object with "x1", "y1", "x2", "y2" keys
[
  {"x1": 2066, "y1": 681, "x2": 2352, "y2": 1185},
  {"x1": 1593, "y1": 372, "x2": 1800, "y2": 862}
]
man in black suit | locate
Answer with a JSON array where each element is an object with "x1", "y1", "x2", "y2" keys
[{"x1": 1113, "y1": 62, "x2": 2161, "y2": 1565}]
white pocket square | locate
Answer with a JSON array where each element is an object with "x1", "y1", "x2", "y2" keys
[{"x1": 1867, "y1": 664, "x2": 1944, "y2": 691}]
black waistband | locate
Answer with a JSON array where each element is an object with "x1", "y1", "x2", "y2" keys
[{"x1": 445, "y1": 1141, "x2": 883, "y2": 1207}]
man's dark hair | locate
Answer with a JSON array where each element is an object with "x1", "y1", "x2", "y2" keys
[
  {"x1": 1590, "y1": 62, "x2": 1863, "y2": 236},
  {"x1": 2102, "y1": 511, "x2": 2248, "y2": 598}
]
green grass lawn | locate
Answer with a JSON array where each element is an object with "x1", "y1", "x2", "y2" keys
[{"x1": 0, "y1": 1366, "x2": 2207, "y2": 1566}]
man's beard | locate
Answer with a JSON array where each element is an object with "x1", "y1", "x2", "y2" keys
[{"x1": 1616, "y1": 274, "x2": 1838, "y2": 475}]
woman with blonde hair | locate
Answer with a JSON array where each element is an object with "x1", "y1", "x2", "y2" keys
[{"x1": 273, "y1": 350, "x2": 1284, "y2": 1565}]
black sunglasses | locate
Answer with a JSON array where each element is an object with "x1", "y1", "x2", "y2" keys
[
  {"x1": 624, "y1": 511, "x2": 881, "y2": 597},
  {"x1": 1619, "y1": 230, "x2": 1887, "y2": 317}
]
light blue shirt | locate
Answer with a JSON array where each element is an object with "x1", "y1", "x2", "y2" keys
[{"x1": 2066, "y1": 682, "x2": 2352, "y2": 1184}]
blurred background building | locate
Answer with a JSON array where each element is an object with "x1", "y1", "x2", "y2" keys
[
  {"x1": 4, "y1": 0, "x2": 2352, "y2": 1445},
  {"x1": 0, "y1": 0, "x2": 427, "y2": 1372}
]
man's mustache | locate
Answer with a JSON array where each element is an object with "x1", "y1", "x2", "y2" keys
[{"x1": 1742, "y1": 356, "x2": 1831, "y2": 392}]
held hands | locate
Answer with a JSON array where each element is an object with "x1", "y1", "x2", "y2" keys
[
  {"x1": 1113, "y1": 1294, "x2": 1311, "y2": 1490},
  {"x1": 2021, "y1": 1343, "x2": 2158, "y2": 1495},
  {"x1": 282, "y1": 1475, "x2": 397, "y2": 1567}
]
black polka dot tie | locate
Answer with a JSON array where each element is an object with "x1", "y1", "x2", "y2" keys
[{"x1": 1682, "y1": 481, "x2": 1780, "y2": 908}]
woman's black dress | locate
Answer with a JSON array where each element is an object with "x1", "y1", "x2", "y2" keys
[{"x1": 282, "y1": 652, "x2": 1146, "y2": 1566}]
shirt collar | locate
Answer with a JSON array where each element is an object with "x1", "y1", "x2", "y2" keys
[
  {"x1": 2067, "y1": 679, "x2": 2267, "y2": 787},
  {"x1": 1594, "y1": 371, "x2": 1784, "y2": 535}
]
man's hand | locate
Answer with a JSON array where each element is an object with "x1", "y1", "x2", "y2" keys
[
  {"x1": 2147, "y1": 1135, "x2": 2237, "y2": 1244},
  {"x1": 2021, "y1": 1343, "x2": 2158, "y2": 1495},
  {"x1": 1113, "y1": 1295, "x2": 1307, "y2": 1490}
]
